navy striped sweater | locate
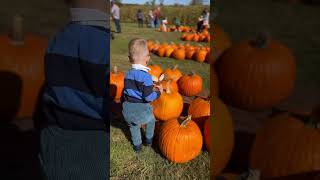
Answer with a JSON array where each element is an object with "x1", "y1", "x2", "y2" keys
[
  {"x1": 122, "y1": 69, "x2": 161, "y2": 103},
  {"x1": 40, "y1": 23, "x2": 109, "y2": 131}
]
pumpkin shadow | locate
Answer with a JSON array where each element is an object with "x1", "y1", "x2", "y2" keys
[{"x1": 0, "y1": 71, "x2": 41, "y2": 180}]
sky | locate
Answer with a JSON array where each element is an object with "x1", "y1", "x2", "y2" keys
[{"x1": 121, "y1": 0, "x2": 210, "y2": 5}]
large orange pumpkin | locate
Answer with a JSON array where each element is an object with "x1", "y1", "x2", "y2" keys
[
  {"x1": 211, "y1": 98, "x2": 234, "y2": 176},
  {"x1": 250, "y1": 106, "x2": 320, "y2": 179},
  {"x1": 148, "y1": 64, "x2": 162, "y2": 78},
  {"x1": 188, "y1": 97, "x2": 210, "y2": 130},
  {"x1": 178, "y1": 72, "x2": 203, "y2": 97},
  {"x1": 0, "y1": 15, "x2": 47, "y2": 119},
  {"x1": 152, "y1": 83, "x2": 183, "y2": 121},
  {"x1": 211, "y1": 24, "x2": 232, "y2": 63},
  {"x1": 162, "y1": 65, "x2": 183, "y2": 82},
  {"x1": 110, "y1": 66, "x2": 125, "y2": 100},
  {"x1": 216, "y1": 32, "x2": 296, "y2": 110},
  {"x1": 158, "y1": 115, "x2": 203, "y2": 163},
  {"x1": 171, "y1": 48, "x2": 185, "y2": 60}
]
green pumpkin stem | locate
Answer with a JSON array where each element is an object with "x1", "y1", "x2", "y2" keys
[
  {"x1": 172, "y1": 64, "x2": 179, "y2": 70},
  {"x1": 250, "y1": 32, "x2": 270, "y2": 48},
  {"x1": 180, "y1": 115, "x2": 192, "y2": 128},
  {"x1": 9, "y1": 14, "x2": 24, "y2": 44}
]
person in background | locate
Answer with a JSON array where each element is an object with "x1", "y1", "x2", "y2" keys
[
  {"x1": 136, "y1": 9, "x2": 144, "y2": 28},
  {"x1": 111, "y1": 0, "x2": 121, "y2": 33},
  {"x1": 153, "y1": 6, "x2": 161, "y2": 28},
  {"x1": 37, "y1": 0, "x2": 109, "y2": 179},
  {"x1": 148, "y1": 9, "x2": 155, "y2": 28},
  {"x1": 160, "y1": 17, "x2": 168, "y2": 32},
  {"x1": 173, "y1": 16, "x2": 181, "y2": 31},
  {"x1": 197, "y1": 9, "x2": 209, "y2": 32}
]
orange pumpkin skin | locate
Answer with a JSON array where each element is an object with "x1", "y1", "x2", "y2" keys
[
  {"x1": 192, "y1": 34, "x2": 200, "y2": 42},
  {"x1": 110, "y1": 66, "x2": 125, "y2": 100},
  {"x1": 152, "y1": 87, "x2": 183, "y2": 121},
  {"x1": 203, "y1": 117, "x2": 210, "y2": 151},
  {"x1": 157, "y1": 46, "x2": 166, "y2": 57},
  {"x1": 158, "y1": 115, "x2": 203, "y2": 163},
  {"x1": 193, "y1": 49, "x2": 208, "y2": 62},
  {"x1": 0, "y1": 33, "x2": 47, "y2": 118},
  {"x1": 178, "y1": 72, "x2": 203, "y2": 97},
  {"x1": 250, "y1": 110, "x2": 320, "y2": 179},
  {"x1": 211, "y1": 69, "x2": 219, "y2": 96},
  {"x1": 148, "y1": 64, "x2": 163, "y2": 78},
  {"x1": 161, "y1": 79, "x2": 179, "y2": 92},
  {"x1": 185, "y1": 34, "x2": 194, "y2": 41},
  {"x1": 162, "y1": 65, "x2": 183, "y2": 82},
  {"x1": 216, "y1": 34, "x2": 296, "y2": 110},
  {"x1": 211, "y1": 98, "x2": 234, "y2": 176},
  {"x1": 164, "y1": 46, "x2": 175, "y2": 57},
  {"x1": 172, "y1": 48, "x2": 185, "y2": 60},
  {"x1": 188, "y1": 97, "x2": 210, "y2": 130},
  {"x1": 185, "y1": 49, "x2": 196, "y2": 60}
]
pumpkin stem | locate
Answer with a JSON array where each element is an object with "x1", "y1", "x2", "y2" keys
[
  {"x1": 189, "y1": 71, "x2": 196, "y2": 76},
  {"x1": 180, "y1": 115, "x2": 192, "y2": 128},
  {"x1": 250, "y1": 32, "x2": 270, "y2": 48},
  {"x1": 113, "y1": 66, "x2": 118, "y2": 73},
  {"x1": 9, "y1": 14, "x2": 24, "y2": 45},
  {"x1": 165, "y1": 80, "x2": 171, "y2": 94},
  {"x1": 172, "y1": 64, "x2": 179, "y2": 70}
]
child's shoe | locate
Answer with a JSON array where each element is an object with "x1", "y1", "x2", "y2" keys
[
  {"x1": 133, "y1": 144, "x2": 142, "y2": 153},
  {"x1": 143, "y1": 138, "x2": 152, "y2": 146}
]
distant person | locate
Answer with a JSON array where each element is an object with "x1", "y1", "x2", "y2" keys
[
  {"x1": 136, "y1": 9, "x2": 144, "y2": 28},
  {"x1": 148, "y1": 9, "x2": 155, "y2": 28},
  {"x1": 153, "y1": 6, "x2": 161, "y2": 28},
  {"x1": 160, "y1": 17, "x2": 168, "y2": 32},
  {"x1": 197, "y1": 9, "x2": 209, "y2": 32},
  {"x1": 111, "y1": 0, "x2": 121, "y2": 33},
  {"x1": 173, "y1": 16, "x2": 181, "y2": 31}
]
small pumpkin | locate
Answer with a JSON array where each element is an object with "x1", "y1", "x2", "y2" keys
[
  {"x1": 148, "y1": 64, "x2": 163, "y2": 78},
  {"x1": 216, "y1": 32, "x2": 296, "y2": 110},
  {"x1": 152, "y1": 82, "x2": 183, "y2": 121},
  {"x1": 193, "y1": 48, "x2": 208, "y2": 62},
  {"x1": 185, "y1": 34, "x2": 194, "y2": 41},
  {"x1": 188, "y1": 96, "x2": 210, "y2": 130},
  {"x1": 250, "y1": 106, "x2": 320, "y2": 179},
  {"x1": 158, "y1": 115, "x2": 203, "y2": 163},
  {"x1": 162, "y1": 65, "x2": 183, "y2": 82},
  {"x1": 178, "y1": 71, "x2": 203, "y2": 97},
  {"x1": 164, "y1": 46, "x2": 175, "y2": 57},
  {"x1": 110, "y1": 66, "x2": 125, "y2": 100},
  {"x1": 192, "y1": 34, "x2": 200, "y2": 42},
  {"x1": 171, "y1": 48, "x2": 186, "y2": 60},
  {"x1": 185, "y1": 49, "x2": 196, "y2": 60},
  {"x1": 156, "y1": 46, "x2": 166, "y2": 57}
]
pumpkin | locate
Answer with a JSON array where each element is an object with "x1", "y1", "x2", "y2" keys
[
  {"x1": 158, "y1": 115, "x2": 203, "y2": 163},
  {"x1": 199, "y1": 34, "x2": 207, "y2": 42},
  {"x1": 216, "y1": 32, "x2": 296, "y2": 110},
  {"x1": 152, "y1": 42, "x2": 161, "y2": 53},
  {"x1": 178, "y1": 72, "x2": 202, "y2": 97},
  {"x1": 185, "y1": 49, "x2": 196, "y2": 60},
  {"x1": 185, "y1": 34, "x2": 194, "y2": 41},
  {"x1": 181, "y1": 33, "x2": 188, "y2": 40},
  {"x1": 161, "y1": 79, "x2": 179, "y2": 92},
  {"x1": 152, "y1": 82, "x2": 183, "y2": 121},
  {"x1": 156, "y1": 46, "x2": 166, "y2": 57},
  {"x1": 110, "y1": 66, "x2": 125, "y2": 100},
  {"x1": 148, "y1": 64, "x2": 162, "y2": 78},
  {"x1": 193, "y1": 48, "x2": 208, "y2": 62},
  {"x1": 188, "y1": 97, "x2": 210, "y2": 130},
  {"x1": 164, "y1": 46, "x2": 175, "y2": 57},
  {"x1": 192, "y1": 34, "x2": 200, "y2": 42},
  {"x1": 211, "y1": 98, "x2": 234, "y2": 176},
  {"x1": 0, "y1": 15, "x2": 47, "y2": 118},
  {"x1": 171, "y1": 48, "x2": 185, "y2": 60},
  {"x1": 211, "y1": 24, "x2": 232, "y2": 63},
  {"x1": 250, "y1": 106, "x2": 320, "y2": 179},
  {"x1": 162, "y1": 65, "x2": 183, "y2": 82}
]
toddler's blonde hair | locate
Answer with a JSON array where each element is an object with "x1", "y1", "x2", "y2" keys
[{"x1": 128, "y1": 38, "x2": 149, "y2": 62}]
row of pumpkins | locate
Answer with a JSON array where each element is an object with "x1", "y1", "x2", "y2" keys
[
  {"x1": 110, "y1": 64, "x2": 211, "y2": 163},
  {"x1": 159, "y1": 25, "x2": 198, "y2": 33},
  {"x1": 181, "y1": 29, "x2": 210, "y2": 42},
  {"x1": 211, "y1": 24, "x2": 320, "y2": 179},
  {"x1": 147, "y1": 40, "x2": 211, "y2": 63}
]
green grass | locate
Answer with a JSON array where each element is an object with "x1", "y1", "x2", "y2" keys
[
  {"x1": 110, "y1": 23, "x2": 210, "y2": 179},
  {"x1": 214, "y1": 0, "x2": 320, "y2": 88}
]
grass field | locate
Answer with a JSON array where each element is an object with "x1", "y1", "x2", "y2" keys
[{"x1": 110, "y1": 23, "x2": 211, "y2": 179}]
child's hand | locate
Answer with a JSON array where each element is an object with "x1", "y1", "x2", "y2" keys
[{"x1": 154, "y1": 84, "x2": 163, "y2": 93}]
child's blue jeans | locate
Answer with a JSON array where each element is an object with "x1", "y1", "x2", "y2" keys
[{"x1": 122, "y1": 101, "x2": 156, "y2": 146}]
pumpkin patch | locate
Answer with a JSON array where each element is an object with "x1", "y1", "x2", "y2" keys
[{"x1": 110, "y1": 66, "x2": 125, "y2": 100}]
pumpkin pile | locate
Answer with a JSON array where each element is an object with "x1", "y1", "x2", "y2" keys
[
  {"x1": 147, "y1": 40, "x2": 211, "y2": 63},
  {"x1": 181, "y1": 29, "x2": 210, "y2": 42},
  {"x1": 158, "y1": 25, "x2": 196, "y2": 33}
]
